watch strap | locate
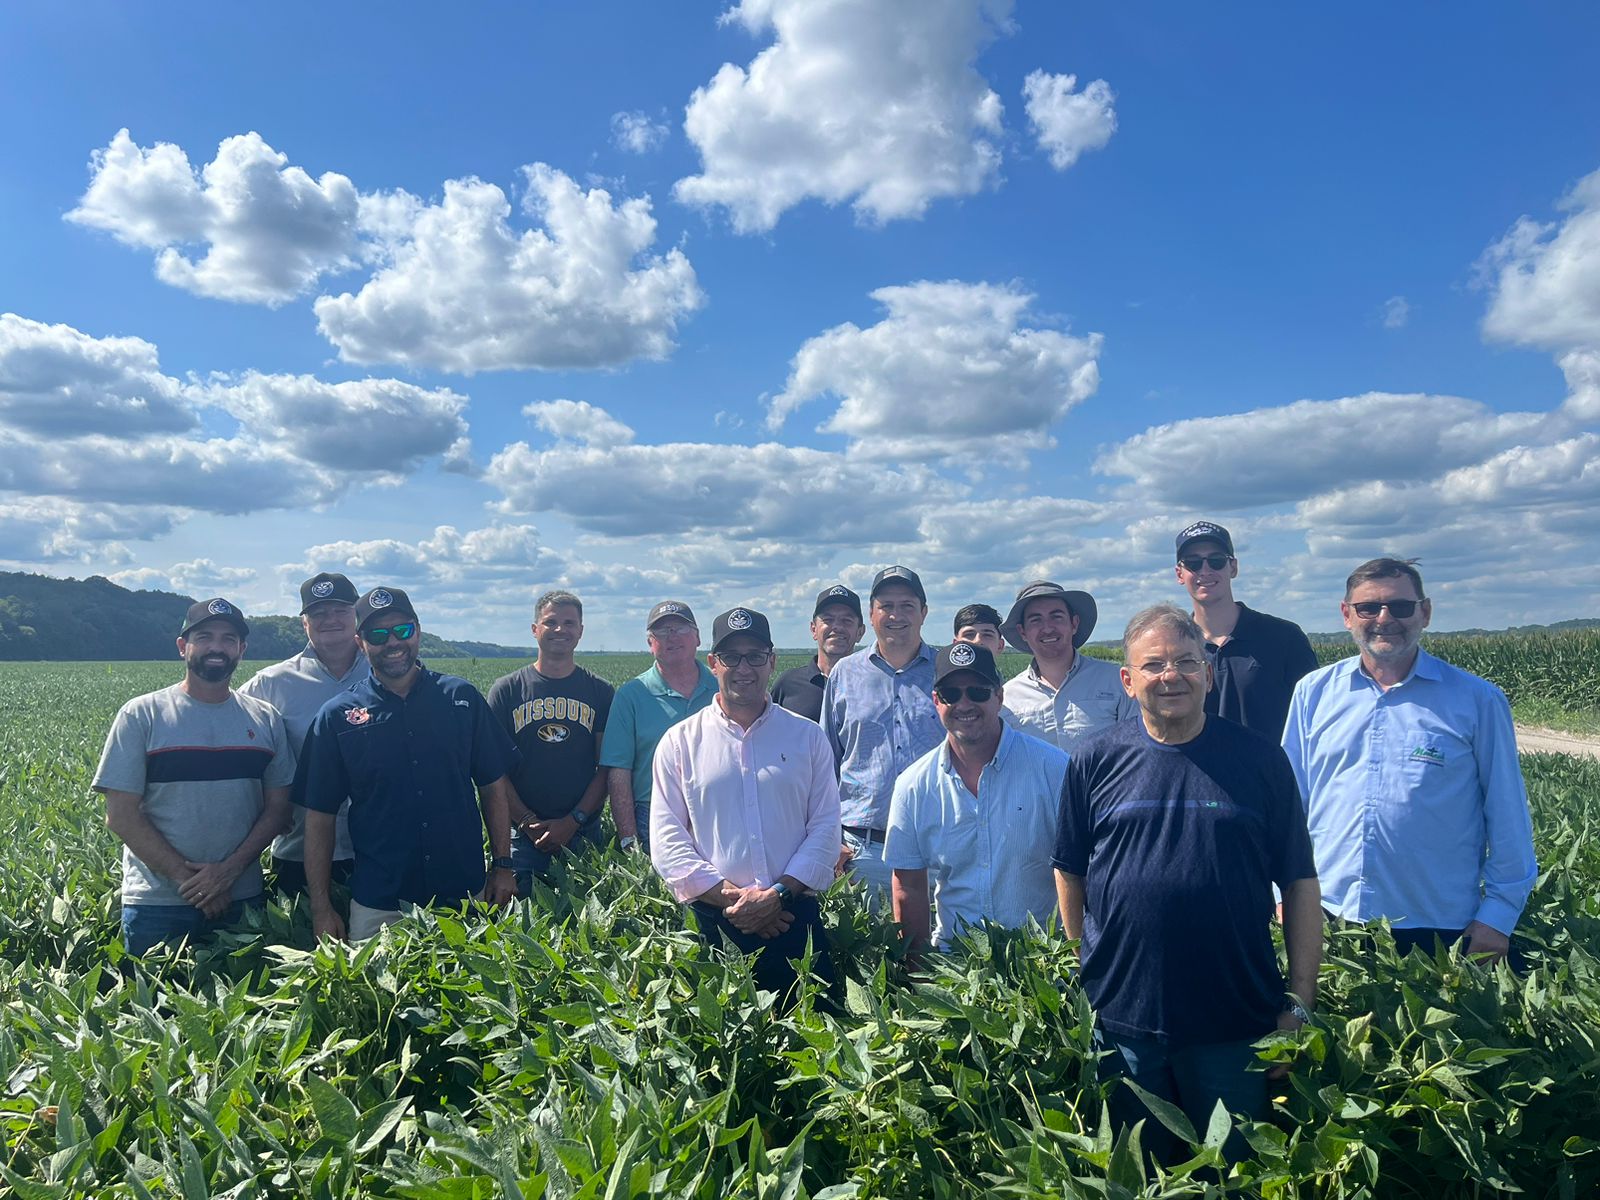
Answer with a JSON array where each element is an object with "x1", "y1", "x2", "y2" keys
[
  {"x1": 491, "y1": 856, "x2": 514, "y2": 871},
  {"x1": 570, "y1": 807, "x2": 593, "y2": 828}
]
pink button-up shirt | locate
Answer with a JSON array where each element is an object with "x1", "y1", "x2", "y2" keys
[{"x1": 650, "y1": 698, "x2": 842, "y2": 903}]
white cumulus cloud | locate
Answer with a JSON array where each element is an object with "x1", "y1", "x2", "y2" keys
[
  {"x1": 67, "y1": 129, "x2": 362, "y2": 305},
  {"x1": 1022, "y1": 70, "x2": 1116, "y2": 171},
  {"x1": 1381, "y1": 295, "x2": 1410, "y2": 329},
  {"x1": 523, "y1": 398, "x2": 637, "y2": 447},
  {"x1": 611, "y1": 110, "x2": 670, "y2": 153},
  {"x1": 674, "y1": 0, "x2": 1012, "y2": 232},
  {"x1": 314, "y1": 164, "x2": 703, "y2": 372},
  {"x1": 768, "y1": 280, "x2": 1101, "y2": 459},
  {"x1": 1479, "y1": 166, "x2": 1600, "y2": 352}
]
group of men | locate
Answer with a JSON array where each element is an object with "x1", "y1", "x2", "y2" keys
[{"x1": 93, "y1": 519, "x2": 1538, "y2": 1158}]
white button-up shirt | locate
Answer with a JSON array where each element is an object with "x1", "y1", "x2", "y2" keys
[
  {"x1": 885, "y1": 725, "x2": 1070, "y2": 948},
  {"x1": 1004, "y1": 654, "x2": 1136, "y2": 753},
  {"x1": 650, "y1": 698, "x2": 842, "y2": 903}
]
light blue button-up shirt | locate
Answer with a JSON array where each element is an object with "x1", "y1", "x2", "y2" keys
[
  {"x1": 822, "y1": 641, "x2": 943, "y2": 829},
  {"x1": 885, "y1": 725, "x2": 1069, "y2": 948},
  {"x1": 1281, "y1": 649, "x2": 1537, "y2": 935}
]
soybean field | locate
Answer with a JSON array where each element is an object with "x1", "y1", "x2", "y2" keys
[{"x1": 1, "y1": 649, "x2": 1598, "y2": 1197}]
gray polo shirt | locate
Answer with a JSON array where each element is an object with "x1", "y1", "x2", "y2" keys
[
  {"x1": 1004, "y1": 654, "x2": 1136, "y2": 752},
  {"x1": 237, "y1": 644, "x2": 368, "y2": 861}
]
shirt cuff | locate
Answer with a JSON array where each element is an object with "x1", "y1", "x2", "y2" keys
[
  {"x1": 1472, "y1": 898, "x2": 1523, "y2": 938},
  {"x1": 667, "y1": 866, "x2": 724, "y2": 904}
]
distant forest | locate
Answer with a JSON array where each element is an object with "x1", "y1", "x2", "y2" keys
[{"x1": 0, "y1": 572, "x2": 533, "y2": 661}]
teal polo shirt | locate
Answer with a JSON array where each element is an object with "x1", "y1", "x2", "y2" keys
[{"x1": 599, "y1": 661, "x2": 717, "y2": 804}]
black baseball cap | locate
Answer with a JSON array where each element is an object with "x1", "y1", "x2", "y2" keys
[
  {"x1": 355, "y1": 586, "x2": 418, "y2": 632},
  {"x1": 1175, "y1": 520, "x2": 1234, "y2": 560},
  {"x1": 871, "y1": 565, "x2": 926, "y2": 604},
  {"x1": 813, "y1": 584, "x2": 863, "y2": 619},
  {"x1": 933, "y1": 642, "x2": 1002, "y2": 687},
  {"x1": 646, "y1": 600, "x2": 697, "y2": 630},
  {"x1": 711, "y1": 606, "x2": 774, "y2": 653},
  {"x1": 180, "y1": 597, "x2": 250, "y2": 640},
  {"x1": 299, "y1": 572, "x2": 358, "y2": 613},
  {"x1": 1001, "y1": 581, "x2": 1098, "y2": 652}
]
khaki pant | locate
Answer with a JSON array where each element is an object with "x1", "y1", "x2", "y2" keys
[{"x1": 348, "y1": 899, "x2": 403, "y2": 942}]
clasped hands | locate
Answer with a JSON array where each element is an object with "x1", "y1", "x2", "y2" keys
[{"x1": 721, "y1": 883, "x2": 792, "y2": 938}]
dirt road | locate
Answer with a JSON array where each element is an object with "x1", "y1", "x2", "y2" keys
[{"x1": 1516, "y1": 725, "x2": 1600, "y2": 760}]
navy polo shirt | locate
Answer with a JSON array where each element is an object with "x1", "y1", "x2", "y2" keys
[
  {"x1": 1204, "y1": 603, "x2": 1319, "y2": 739},
  {"x1": 771, "y1": 657, "x2": 827, "y2": 723},
  {"x1": 295, "y1": 666, "x2": 518, "y2": 911}
]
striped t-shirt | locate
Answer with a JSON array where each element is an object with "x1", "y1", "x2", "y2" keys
[{"x1": 93, "y1": 684, "x2": 296, "y2": 905}]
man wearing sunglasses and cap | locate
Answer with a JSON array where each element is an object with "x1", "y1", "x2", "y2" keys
[
  {"x1": 294, "y1": 586, "x2": 518, "y2": 942},
  {"x1": 651, "y1": 607, "x2": 841, "y2": 1004},
  {"x1": 1173, "y1": 520, "x2": 1317, "y2": 739},
  {"x1": 237, "y1": 572, "x2": 368, "y2": 898},
  {"x1": 884, "y1": 643, "x2": 1068, "y2": 956},
  {"x1": 93, "y1": 598, "x2": 295, "y2": 956},
  {"x1": 1282, "y1": 558, "x2": 1536, "y2": 967},
  {"x1": 771, "y1": 584, "x2": 865, "y2": 722},
  {"x1": 601, "y1": 600, "x2": 718, "y2": 854},
  {"x1": 1000, "y1": 581, "x2": 1136, "y2": 752}
]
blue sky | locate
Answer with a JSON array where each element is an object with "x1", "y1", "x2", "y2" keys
[{"x1": 2, "y1": 1, "x2": 1598, "y2": 649}]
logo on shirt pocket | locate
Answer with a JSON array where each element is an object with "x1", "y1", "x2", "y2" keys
[
  {"x1": 345, "y1": 707, "x2": 371, "y2": 726},
  {"x1": 1409, "y1": 744, "x2": 1446, "y2": 766}
]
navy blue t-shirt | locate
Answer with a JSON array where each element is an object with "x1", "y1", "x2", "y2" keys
[
  {"x1": 295, "y1": 666, "x2": 519, "y2": 910},
  {"x1": 1203, "y1": 603, "x2": 1318, "y2": 739},
  {"x1": 1052, "y1": 716, "x2": 1316, "y2": 1046}
]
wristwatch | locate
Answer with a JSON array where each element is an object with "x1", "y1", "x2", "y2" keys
[
  {"x1": 570, "y1": 807, "x2": 593, "y2": 829},
  {"x1": 619, "y1": 836, "x2": 638, "y2": 852},
  {"x1": 1283, "y1": 1000, "x2": 1313, "y2": 1024},
  {"x1": 491, "y1": 856, "x2": 514, "y2": 872},
  {"x1": 771, "y1": 881, "x2": 794, "y2": 906}
]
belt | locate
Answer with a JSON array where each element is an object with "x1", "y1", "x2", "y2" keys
[{"x1": 842, "y1": 824, "x2": 886, "y2": 845}]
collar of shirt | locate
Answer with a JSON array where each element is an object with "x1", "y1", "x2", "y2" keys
[
  {"x1": 868, "y1": 641, "x2": 935, "y2": 673},
  {"x1": 296, "y1": 642, "x2": 369, "y2": 686},
  {"x1": 938, "y1": 721, "x2": 1022, "y2": 778},
  {"x1": 355, "y1": 663, "x2": 438, "y2": 706},
  {"x1": 1346, "y1": 646, "x2": 1442, "y2": 693},
  {"x1": 1025, "y1": 652, "x2": 1085, "y2": 694},
  {"x1": 710, "y1": 695, "x2": 776, "y2": 737},
  {"x1": 643, "y1": 660, "x2": 716, "y2": 700}
]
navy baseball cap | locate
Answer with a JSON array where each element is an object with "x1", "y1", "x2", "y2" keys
[
  {"x1": 355, "y1": 586, "x2": 418, "y2": 631},
  {"x1": 711, "y1": 606, "x2": 774, "y2": 652},
  {"x1": 180, "y1": 597, "x2": 250, "y2": 640},
  {"x1": 871, "y1": 565, "x2": 926, "y2": 604},
  {"x1": 299, "y1": 572, "x2": 358, "y2": 613},
  {"x1": 813, "y1": 584, "x2": 863, "y2": 619},
  {"x1": 646, "y1": 600, "x2": 697, "y2": 630},
  {"x1": 933, "y1": 642, "x2": 1002, "y2": 687},
  {"x1": 1175, "y1": 521, "x2": 1235, "y2": 559}
]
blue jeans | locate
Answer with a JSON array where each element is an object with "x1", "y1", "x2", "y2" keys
[
  {"x1": 122, "y1": 898, "x2": 264, "y2": 957},
  {"x1": 1096, "y1": 1026, "x2": 1266, "y2": 1165},
  {"x1": 841, "y1": 827, "x2": 891, "y2": 909},
  {"x1": 632, "y1": 798, "x2": 652, "y2": 855},
  {"x1": 512, "y1": 818, "x2": 605, "y2": 895}
]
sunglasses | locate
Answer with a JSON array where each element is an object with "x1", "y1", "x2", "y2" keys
[
  {"x1": 1179, "y1": 554, "x2": 1233, "y2": 572},
  {"x1": 1349, "y1": 599, "x2": 1421, "y2": 619},
  {"x1": 935, "y1": 684, "x2": 995, "y2": 704},
  {"x1": 363, "y1": 622, "x2": 417, "y2": 645}
]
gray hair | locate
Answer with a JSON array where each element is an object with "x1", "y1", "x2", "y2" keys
[
  {"x1": 1122, "y1": 603, "x2": 1205, "y2": 660},
  {"x1": 535, "y1": 589, "x2": 583, "y2": 619}
]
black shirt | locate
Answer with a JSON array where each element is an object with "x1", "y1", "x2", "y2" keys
[
  {"x1": 296, "y1": 667, "x2": 519, "y2": 910},
  {"x1": 1053, "y1": 717, "x2": 1317, "y2": 1046},
  {"x1": 1203, "y1": 602, "x2": 1318, "y2": 739},
  {"x1": 771, "y1": 657, "x2": 827, "y2": 723},
  {"x1": 487, "y1": 664, "x2": 613, "y2": 821}
]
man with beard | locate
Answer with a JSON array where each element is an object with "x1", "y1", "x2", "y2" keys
[
  {"x1": 885, "y1": 643, "x2": 1068, "y2": 955},
  {"x1": 771, "y1": 584, "x2": 865, "y2": 722},
  {"x1": 237, "y1": 572, "x2": 367, "y2": 897},
  {"x1": 94, "y1": 598, "x2": 295, "y2": 956},
  {"x1": 1282, "y1": 558, "x2": 1537, "y2": 965},
  {"x1": 295, "y1": 587, "x2": 519, "y2": 942},
  {"x1": 488, "y1": 590, "x2": 613, "y2": 894}
]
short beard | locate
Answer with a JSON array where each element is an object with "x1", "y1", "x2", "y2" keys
[{"x1": 191, "y1": 657, "x2": 236, "y2": 683}]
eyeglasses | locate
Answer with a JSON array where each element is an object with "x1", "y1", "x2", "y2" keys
[
  {"x1": 935, "y1": 684, "x2": 995, "y2": 704},
  {"x1": 1179, "y1": 554, "x2": 1233, "y2": 572},
  {"x1": 649, "y1": 624, "x2": 696, "y2": 640},
  {"x1": 1133, "y1": 657, "x2": 1207, "y2": 679},
  {"x1": 364, "y1": 622, "x2": 416, "y2": 645},
  {"x1": 1349, "y1": 599, "x2": 1421, "y2": 619},
  {"x1": 713, "y1": 650, "x2": 772, "y2": 668}
]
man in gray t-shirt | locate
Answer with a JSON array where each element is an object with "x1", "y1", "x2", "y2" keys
[
  {"x1": 236, "y1": 572, "x2": 367, "y2": 895},
  {"x1": 93, "y1": 598, "x2": 295, "y2": 956}
]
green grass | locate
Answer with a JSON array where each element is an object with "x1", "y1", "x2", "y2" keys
[{"x1": 1, "y1": 658, "x2": 1598, "y2": 1195}]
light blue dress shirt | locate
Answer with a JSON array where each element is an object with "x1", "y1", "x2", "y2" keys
[
  {"x1": 821, "y1": 641, "x2": 943, "y2": 829},
  {"x1": 885, "y1": 724, "x2": 1069, "y2": 948},
  {"x1": 1281, "y1": 649, "x2": 1537, "y2": 935}
]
